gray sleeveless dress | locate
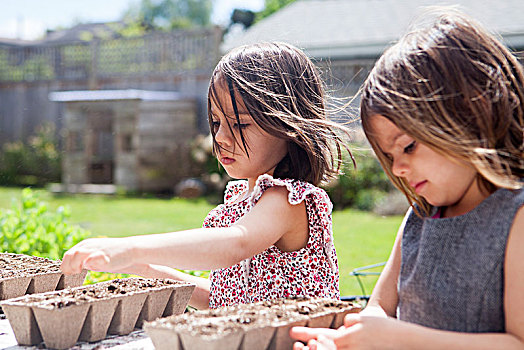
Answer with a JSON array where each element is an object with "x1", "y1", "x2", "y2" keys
[{"x1": 397, "y1": 187, "x2": 524, "y2": 332}]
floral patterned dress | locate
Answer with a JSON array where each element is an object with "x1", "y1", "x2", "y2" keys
[{"x1": 204, "y1": 174, "x2": 340, "y2": 308}]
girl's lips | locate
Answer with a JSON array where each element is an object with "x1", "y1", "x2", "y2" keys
[
  {"x1": 220, "y1": 157, "x2": 235, "y2": 165},
  {"x1": 413, "y1": 180, "x2": 427, "y2": 194}
]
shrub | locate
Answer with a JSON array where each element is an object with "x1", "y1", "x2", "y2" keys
[
  {"x1": 0, "y1": 123, "x2": 61, "y2": 186},
  {"x1": 324, "y1": 148, "x2": 393, "y2": 210},
  {"x1": 84, "y1": 271, "x2": 131, "y2": 285},
  {"x1": 373, "y1": 190, "x2": 411, "y2": 217},
  {"x1": 0, "y1": 188, "x2": 88, "y2": 260}
]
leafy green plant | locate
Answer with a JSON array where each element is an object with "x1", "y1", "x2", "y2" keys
[
  {"x1": 84, "y1": 271, "x2": 132, "y2": 285},
  {"x1": 0, "y1": 123, "x2": 61, "y2": 186},
  {"x1": 0, "y1": 188, "x2": 88, "y2": 260}
]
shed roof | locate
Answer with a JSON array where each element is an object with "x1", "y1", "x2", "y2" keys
[
  {"x1": 42, "y1": 22, "x2": 124, "y2": 44},
  {"x1": 49, "y1": 89, "x2": 184, "y2": 102},
  {"x1": 222, "y1": 0, "x2": 524, "y2": 59}
]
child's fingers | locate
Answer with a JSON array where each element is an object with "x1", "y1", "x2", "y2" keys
[
  {"x1": 61, "y1": 248, "x2": 89, "y2": 274},
  {"x1": 307, "y1": 339, "x2": 318, "y2": 350},
  {"x1": 344, "y1": 313, "x2": 362, "y2": 327},
  {"x1": 316, "y1": 335, "x2": 337, "y2": 350},
  {"x1": 83, "y1": 252, "x2": 111, "y2": 271},
  {"x1": 289, "y1": 326, "x2": 338, "y2": 342},
  {"x1": 293, "y1": 341, "x2": 307, "y2": 350}
]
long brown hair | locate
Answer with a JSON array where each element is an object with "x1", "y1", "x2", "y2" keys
[
  {"x1": 360, "y1": 7, "x2": 524, "y2": 214},
  {"x1": 208, "y1": 42, "x2": 353, "y2": 186}
]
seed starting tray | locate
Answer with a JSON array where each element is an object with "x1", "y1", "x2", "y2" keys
[
  {"x1": 145, "y1": 297, "x2": 361, "y2": 350},
  {"x1": 1, "y1": 277, "x2": 195, "y2": 349},
  {"x1": 0, "y1": 252, "x2": 87, "y2": 302}
]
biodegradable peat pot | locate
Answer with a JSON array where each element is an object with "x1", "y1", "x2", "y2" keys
[
  {"x1": 330, "y1": 303, "x2": 361, "y2": 329},
  {"x1": 240, "y1": 324, "x2": 276, "y2": 350},
  {"x1": 26, "y1": 272, "x2": 62, "y2": 294},
  {"x1": 0, "y1": 276, "x2": 32, "y2": 301},
  {"x1": 78, "y1": 297, "x2": 119, "y2": 342},
  {"x1": 163, "y1": 283, "x2": 195, "y2": 316},
  {"x1": 56, "y1": 270, "x2": 88, "y2": 290},
  {"x1": 1, "y1": 278, "x2": 195, "y2": 349},
  {"x1": 0, "y1": 253, "x2": 87, "y2": 301},
  {"x1": 32, "y1": 302, "x2": 91, "y2": 349},
  {"x1": 268, "y1": 318, "x2": 308, "y2": 350},
  {"x1": 145, "y1": 297, "x2": 358, "y2": 350},
  {"x1": 179, "y1": 329, "x2": 244, "y2": 350},
  {"x1": 1, "y1": 303, "x2": 42, "y2": 345},
  {"x1": 136, "y1": 287, "x2": 173, "y2": 327},
  {"x1": 306, "y1": 310, "x2": 335, "y2": 328},
  {"x1": 108, "y1": 292, "x2": 148, "y2": 335},
  {"x1": 144, "y1": 326, "x2": 184, "y2": 350}
]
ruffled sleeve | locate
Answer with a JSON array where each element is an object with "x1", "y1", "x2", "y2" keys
[
  {"x1": 245, "y1": 174, "x2": 337, "y2": 274},
  {"x1": 223, "y1": 180, "x2": 248, "y2": 205}
]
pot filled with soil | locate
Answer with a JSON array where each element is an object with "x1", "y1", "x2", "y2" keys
[
  {"x1": 145, "y1": 297, "x2": 360, "y2": 350},
  {"x1": 0, "y1": 252, "x2": 87, "y2": 302},
  {"x1": 1, "y1": 277, "x2": 195, "y2": 349}
]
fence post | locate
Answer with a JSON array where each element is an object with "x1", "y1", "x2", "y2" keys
[{"x1": 88, "y1": 39, "x2": 99, "y2": 89}]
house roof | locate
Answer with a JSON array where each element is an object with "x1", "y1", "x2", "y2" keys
[
  {"x1": 222, "y1": 0, "x2": 524, "y2": 59},
  {"x1": 0, "y1": 37, "x2": 36, "y2": 47}
]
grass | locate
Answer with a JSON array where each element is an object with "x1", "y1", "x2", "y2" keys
[
  {"x1": 332, "y1": 210, "x2": 401, "y2": 296},
  {"x1": 0, "y1": 187, "x2": 402, "y2": 297}
]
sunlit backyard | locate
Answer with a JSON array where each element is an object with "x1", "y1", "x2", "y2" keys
[{"x1": 0, "y1": 187, "x2": 402, "y2": 297}]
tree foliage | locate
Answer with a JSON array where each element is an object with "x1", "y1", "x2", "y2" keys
[
  {"x1": 257, "y1": 0, "x2": 297, "y2": 21},
  {"x1": 0, "y1": 124, "x2": 61, "y2": 187},
  {"x1": 122, "y1": 0, "x2": 212, "y2": 33}
]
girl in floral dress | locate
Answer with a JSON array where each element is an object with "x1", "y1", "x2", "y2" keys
[{"x1": 61, "y1": 42, "x2": 353, "y2": 309}]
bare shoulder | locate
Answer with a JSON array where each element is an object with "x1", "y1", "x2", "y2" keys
[
  {"x1": 510, "y1": 204, "x2": 524, "y2": 233},
  {"x1": 504, "y1": 204, "x2": 524, "y2": 339},
  {"x1": 507, "y1": 204, "x2": 524, "y2": 252},
  {"x1": 252, "y1": 185, "x2": 308, "y2": 251},
  {"x1": 256, "y1": 186, "x2": 302, "y2": 211}
]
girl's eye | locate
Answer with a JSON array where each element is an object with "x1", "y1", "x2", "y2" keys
[
  {"x1": 211, "y1": 121, "x2": 220, "y2": 131},
  {"x1": 233, "y1": 123, "x2": 249, "y2": 130},
  {"x1": 404, "y1": 141, "x2": 417, "y2": 154}
]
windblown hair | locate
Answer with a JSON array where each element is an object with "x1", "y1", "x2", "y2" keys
[
  {"x1": 360, "y1": 7, "x2": 524, "y2": 213},
  {"x1": 208, "y1": 42, "x2": 352, "y2": 186}
]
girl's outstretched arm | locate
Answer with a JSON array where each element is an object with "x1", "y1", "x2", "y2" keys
[
  {"x1": 117, "y1": 263, "x2": 211, "y2": 309},
  {"x1": 61, "y1": 186, "x2": 307, "y2": 274},
  {"x1": 291, "y1": 206, "x2": 524, "y2": 350}
]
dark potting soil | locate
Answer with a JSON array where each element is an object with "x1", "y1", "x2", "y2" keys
[
  {"x1": 15, "y1": 278, "x2": 184, "y2": 309},
  {"x1": 0, "y1": 253, "x2": 61, "y2": 278},
  {"x1": 155, "y1": 297, "x2": 354, "y2": 336}
]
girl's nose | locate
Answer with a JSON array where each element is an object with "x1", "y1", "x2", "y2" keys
[
  {"x1": 215, "y1": 123, "x2": 233, "y2": 149},
  {"x1": 391, "y1": 158, "x2": 409, "y2": 177}
]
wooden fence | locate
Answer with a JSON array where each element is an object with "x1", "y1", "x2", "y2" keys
[
  {"x1": 0, "y1": 28, "x2": 222, "y2": 84},
  {"x1": 0, "y1": 27, "x2": 222, "y2": 144}
]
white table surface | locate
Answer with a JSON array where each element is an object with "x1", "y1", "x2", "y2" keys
[{"x1": 0, "y1": 317, "x2": 156, "y2": 350}]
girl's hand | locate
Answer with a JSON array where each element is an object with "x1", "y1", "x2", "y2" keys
[
  {"x1": 293, "y1": 331, "x2": 338, "y2": 350},
  {"x1": 60, "y1": 237, "x2": 136, "y2": 274},
  {"x1": 291, "y1": 314, "x2": 401, "y2": 350}
]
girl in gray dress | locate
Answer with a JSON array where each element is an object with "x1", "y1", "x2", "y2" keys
[{"x1": 291, "y1": 7, "x2": 524, "y2": 350}]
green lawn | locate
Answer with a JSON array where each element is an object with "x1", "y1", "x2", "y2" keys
[{"x1": 0, "y1": 187, "x2": 402, "y2": 297}]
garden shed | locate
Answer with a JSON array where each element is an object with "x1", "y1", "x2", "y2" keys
[{"x1": 49, "y1": 89, "x2": 199, "y2": 193}]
